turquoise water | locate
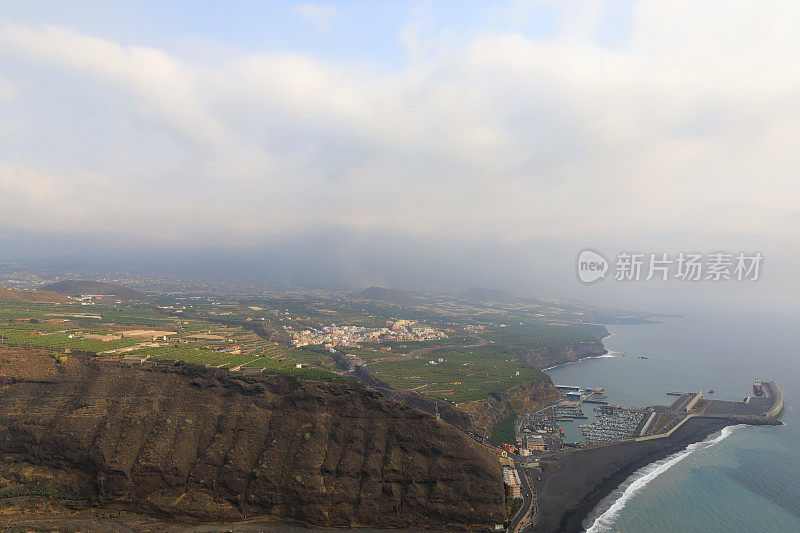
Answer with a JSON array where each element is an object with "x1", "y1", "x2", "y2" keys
[{"x1": 544, "y1": 312, "x2": 800, "y2": 532}]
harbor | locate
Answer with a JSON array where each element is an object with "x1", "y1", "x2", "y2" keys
[
  {"x1": 519, "y1": 378, "x2": 785, "y2": 533},
  {"x1": 580, "y1": 405, "x2": 645, "y2": 444},
  {"x1": 523, "y1": 378, "x2": 784, "y2": 449},
  {"x1": 526, "y1": 315, "x2": 798, "y2": 533}
]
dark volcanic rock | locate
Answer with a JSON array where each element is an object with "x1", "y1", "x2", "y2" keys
[
  {"x1": 460, "y1": 379, "x2": 560, "y2": 437},
  {"x1": 384, "y1": 389, "x2": 475, "y2": 432},
  {"x1": 0, "y1": 349, "x2": 504, "y2": 530}
]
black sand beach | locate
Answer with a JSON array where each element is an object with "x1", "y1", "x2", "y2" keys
[{"x1": 529, "y1": 417, "x2": 729, "y2": 532}]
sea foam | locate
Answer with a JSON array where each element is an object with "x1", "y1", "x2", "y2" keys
[
  {"x1": 584, "y1": 424, "x2": 744, "y2": 532},
  {"x1": 542, "y1": 351, "x2": 618, "y2": 371}
]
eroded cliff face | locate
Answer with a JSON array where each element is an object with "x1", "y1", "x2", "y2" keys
[
  {"x1": 384, "y1": 389, "x2": 474, "y2": 432},
  {"x1": 460, "y1": 380, "x2": 560, "y2": 436},
  {"x1": 0, "y1": 348, "x2": 505, "y2": 530},
  {"x1": 514, "y1": 340, "x2": 607, "y2": 369},
  {"x1": 461, "y1": 335, "x2": 609, "y2": 437}
]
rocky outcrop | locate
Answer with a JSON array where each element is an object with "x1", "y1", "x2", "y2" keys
[
  {"x1": 384, "y1": 389, "x2": 474, "y2": 432},
  {"x1": 0, "y1": 348, "x2": 505, "y2": 530},
  {"x1": 460, "y1": 380, "x2": 560, "y2": 437},
  {"x1": 515, "y1": 339, "x2": 608, "y2": 369}
]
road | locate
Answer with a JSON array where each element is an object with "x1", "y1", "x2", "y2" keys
[
  {"x1": 509, "y1": 456, "x2": 535, "y2": 532},
  {"x1": 510, "y1": 397, "x2": 565, "y2": 532}
]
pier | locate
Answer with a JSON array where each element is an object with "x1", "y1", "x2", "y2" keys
[{"x1": 636, "y1": 380, "x2": 783, "y2": 439}]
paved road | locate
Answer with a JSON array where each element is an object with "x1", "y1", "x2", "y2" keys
[
  {"x1": 509, "y1": 457, "x2": 534, "y2": 532},
  {"x1": 511, "y1": 398, "x2": 565, "y2": 532}
]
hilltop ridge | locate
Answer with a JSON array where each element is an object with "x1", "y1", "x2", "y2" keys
[
  {"x1": 355, "y1": 286, "x2": 415, "y2": 304},
  {"x1": 39, "y1": 280, "x2": 149, "y2": 301},
  {"x1": 0, "y1": 286, "x2": 71, "y2": 304}
]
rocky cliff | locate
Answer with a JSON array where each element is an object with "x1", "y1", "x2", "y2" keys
[
  {"x1": 384, "y1": 389, "x2": 475, "y2": 432},
  {"x1": 460, "y1": 334, "x2": 610, "y2": 437},
  {"x1": 0, "y1": 348, "x2": 505, "y2": 530},
  {"x1": 460, "y1": 380, "x2": 561, "y2": 437},
  {"x1": 514, "y1": 339, "x2": 608, "y2": 369}
]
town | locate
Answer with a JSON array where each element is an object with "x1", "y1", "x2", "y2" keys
[{"x1": 287, "y1": 319, "x2": 448, "y2": 348}]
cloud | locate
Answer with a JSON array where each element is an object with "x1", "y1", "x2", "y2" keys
[
  {"x1": 292, "y1": 3, "x2": 337, "y2": 32},
  {"x1": 0, "y1": 2, "x2": 799, "y2": 306}
]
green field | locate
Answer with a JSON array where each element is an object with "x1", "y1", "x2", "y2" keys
[
  {"x1": 140, "y1": 342, "x2": 338, "y2": 377},
  {"x1": 0, "y1": 327, "x2": 140, "y2": 354},
  {"x1": 240, "y1": 356, "x2": 348, "y2": 381},
  {"x1": 139, "y1": 346, "x2": 256, "y2": 367},
  {"x1": 368, "y1": 345, "x2": 548, "y2": 403},
  {"x1": 482, "y1": 322, "x2": 605, "y2": 350}
]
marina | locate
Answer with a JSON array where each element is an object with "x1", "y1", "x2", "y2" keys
[
  {"x1": 519, "y1": 375, "x2": 784, "y2": 532},
  {"x1": 521, "y1": 378, "x2": 783, "y2": 449},
  {"x1": 580, "y1": 405, "x2": 645, "y2": 444},
  {"x1": 528, "y1": 315, "x2": 798, "y2": 533}
]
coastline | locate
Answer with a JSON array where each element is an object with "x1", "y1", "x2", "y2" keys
[
  {"x1": 541, "y1": 350, "x2": 618, "y2": 371},
  {"x1": 529, "y1": 417, "x2": 729, "y2": 533}
]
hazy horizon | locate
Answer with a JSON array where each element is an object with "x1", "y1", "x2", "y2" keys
[{"x1": 2, "y1": 0, "x2": 799, "y2": 314}]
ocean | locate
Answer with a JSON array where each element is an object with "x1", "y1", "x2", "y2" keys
[{"x1": 544, "y1": 311, "x2": 800, "y2": 532}]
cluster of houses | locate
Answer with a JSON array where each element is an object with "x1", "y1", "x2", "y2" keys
[
  {"x1": 463, "y1": 324, "x2": 485, "y2": 334},
  {"x1": 500, "y1": 433, "x2": 546, "y2": 459},
  {"x1": 288, "y1": 320, "x2": 447, "y2": 348}
]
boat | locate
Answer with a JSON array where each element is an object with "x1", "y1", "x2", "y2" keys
[
  {"x1": 753, "y1": 378, "x2": 764, "y2": 396},
  {"x1": 708, "y1": 389, "x2": 715, "y2": 394}
]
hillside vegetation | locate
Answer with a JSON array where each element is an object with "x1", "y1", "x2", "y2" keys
[{"x1": 0, "y1": 286, "x2": 70, "y2": 304}]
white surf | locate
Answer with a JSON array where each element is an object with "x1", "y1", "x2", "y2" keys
[{"x1": 583, "y1": 424, "x2": 744, "y2": 532}]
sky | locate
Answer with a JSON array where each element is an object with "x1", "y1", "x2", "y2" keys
[{"x1": 1, "y1": 1, "x2": 799, "y2": 313}]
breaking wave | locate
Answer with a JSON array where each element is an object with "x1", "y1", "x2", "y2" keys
[
  {"x1": 589, "y1": 352, "x2": 618, "y2": 359},
  {"x1": 583, "y1": 424, "x2": 745, "y2": 532},
  {"x1": 542, "y1": 351, "x2": 618, "y2": 370}
]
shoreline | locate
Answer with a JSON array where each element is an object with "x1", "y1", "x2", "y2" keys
[
  {"x1": 541, "y1": 351, "x2": 618, "y2": 371},
  {"x1": 529, "y1": 417, "x2": 729, "y2": 532},
  {"x1": 540, "y1": 330, "x2": 614, "y2": 372}
]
